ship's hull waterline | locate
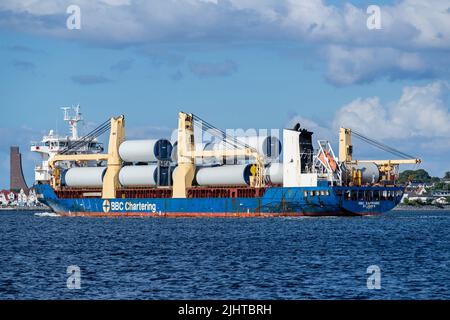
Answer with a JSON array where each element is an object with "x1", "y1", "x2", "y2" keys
[{"x1": 35, "y1": 184, "x2": 404, "y2": 217}]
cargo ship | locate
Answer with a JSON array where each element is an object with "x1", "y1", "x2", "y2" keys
[{"x1": 33, "y1": 108, "x2": 421, "y2": 217}]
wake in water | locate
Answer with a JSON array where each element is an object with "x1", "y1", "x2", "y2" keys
[{"x1": 34, "y1": 212, "x2": 60, "y2": 217}]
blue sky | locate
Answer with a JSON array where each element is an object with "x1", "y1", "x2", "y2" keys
[{"x1": 0, "y1": 0, "x2": 449, "y2": 189}]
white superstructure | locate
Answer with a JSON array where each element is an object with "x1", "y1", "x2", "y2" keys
[{"x1": 30, "y1": 106, "x2": 104, "y2": 183}]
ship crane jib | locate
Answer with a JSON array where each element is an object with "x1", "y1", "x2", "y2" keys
[{"x1": 338, "y1": 127, "x2": 421, "y2": 185}]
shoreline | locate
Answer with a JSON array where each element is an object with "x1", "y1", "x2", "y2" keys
[
  {"x1": 393, "y1": 205, "x2": 450, "y2": 211},
  {"x1": 0, "y1": 206, "x2": 50, "y2": 212}
]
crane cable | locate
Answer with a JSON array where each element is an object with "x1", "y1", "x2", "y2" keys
[
  {"x1": 351, "y1": 129, "x2": 417, "y2": 160},
  {"x1": 60, "y1": 119, "x2": 111, "y2": 154},
  {"x1": 192, "y1": 114, "x2": 258, "y2": 153},
  {"x1": 61, "y1": 121, "x2": 109, "y2": 154}
]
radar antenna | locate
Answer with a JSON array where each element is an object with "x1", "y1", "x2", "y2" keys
[{"x1": 61, "y1": 105, "x2": 83, "y2": 140}]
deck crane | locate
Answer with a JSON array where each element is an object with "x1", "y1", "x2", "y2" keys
[
  {"x1": 173, "y1": 112, "x2": 265, "y2": 198},
  {"x1": 339, "y1": 127, "x2": 421, "y2": 184},
  {"x1": 48, "y1": 115, "x2": 125, "y2": 199}
]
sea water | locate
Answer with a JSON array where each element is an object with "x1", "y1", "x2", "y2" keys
[{"x1": 0, "y1": 210, "x2": 449, "y2": 299}]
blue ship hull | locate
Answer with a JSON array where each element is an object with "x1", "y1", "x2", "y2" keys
[{"x1": 34, "y1": 184, "x2": 404, "y2": 217}]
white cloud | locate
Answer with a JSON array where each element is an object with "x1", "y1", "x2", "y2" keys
[
  {"x1": 287, "y1": 115, "x2": 333, "y2": 142},
  {"x1": 99, "y1": 0, "x2": 131, "y2": 6},
  {"x1": 332, "y1": 81, "x2": 450, "y2": 139},
  {"x1": 0, "y1": 0, "x2": 63, "y2": 15},
  {"x1": 389, "y1": 0, "x2": 450, "y2": 49},
  {"x1": 0, "y1": 0, "x2": 448, "y2": 84},
  {"x1": 1, "y1": 0, "x2": 448, "y2": 47},
  {"x1": 324, "y1": 46, "x2": 430, "y2": 86}
]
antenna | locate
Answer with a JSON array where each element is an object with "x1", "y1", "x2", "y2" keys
[{"x1": 61, "y1": 105, "x2": 83, "y2": 140}]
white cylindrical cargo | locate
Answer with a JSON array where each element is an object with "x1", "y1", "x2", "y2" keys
[
  {"x1": 65, "y1": 167, "x2": 106, "y2": 188},
  {"x1": 265, "y1": 163, "x2": 283, "y2": 185},
  {"x1": 119, "y1": 165, "x2": 158, "y2": 187},
  {"x1": 195, "y1": 164, "x2": 256, "y2": 186},
  {"x1": 354, "y1": 162, "x2": 380, "y2": 184},
  {"x1": 119, "y1": 139, "x2": 173, "y2": 163},
  {"x1": 171, "y1": 141, "x2": 178, "y2": 163}
]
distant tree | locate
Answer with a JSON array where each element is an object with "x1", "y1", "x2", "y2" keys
[
  {"x1": 410, "y1": 199, "x2": 419, "y2": 206},
  {"x1": 416, "y1": 199, "x2": 425, "y2": 206},
  {"x1": 444, "y1": 172, "x2": 450, "y2": 179},
  {"x1": 398, "y1": 169, "x2": 432, "y2": 184},
  {"x1": 431, "y1": 177, "x2": 441, "y2": 183}
]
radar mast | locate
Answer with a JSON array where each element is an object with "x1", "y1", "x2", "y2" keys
[{"x1": 61, "y1": 105, "x2": 83, "y2": 140}]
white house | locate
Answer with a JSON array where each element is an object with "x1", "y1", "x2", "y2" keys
[
  {"x1": 17, "y1": 189, "x2": 28, "y2": 206},
  {"x1": 0, "y1": 189, "x2": 43, "y2": 207},
  {"x1": 401, "y1": 192, "x2": 431, "y2": 203},
  {"x1": 433, "y1": 197, "x2": 449, "y2": 205},
  {"x1": 0, "y1": 192, "x2": 8, "y2": 206},
  {"x1": 7, "y1": 191, "x2": 15, "y2": 203},
  {"x1": 27, "y1": 189, "x2": 38, "y2": 206}
]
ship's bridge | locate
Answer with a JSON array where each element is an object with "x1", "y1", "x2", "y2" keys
[{"x1": 30, "y1": 106, "x2": 104, "y2": 183}]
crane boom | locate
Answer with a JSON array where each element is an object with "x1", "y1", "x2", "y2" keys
[
  {"x1": 339, "y1": 127, "x2": 421, "y2": 165},
  {"x1": 352, "y1": 159, "x2": 421, "y2": 165}
]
